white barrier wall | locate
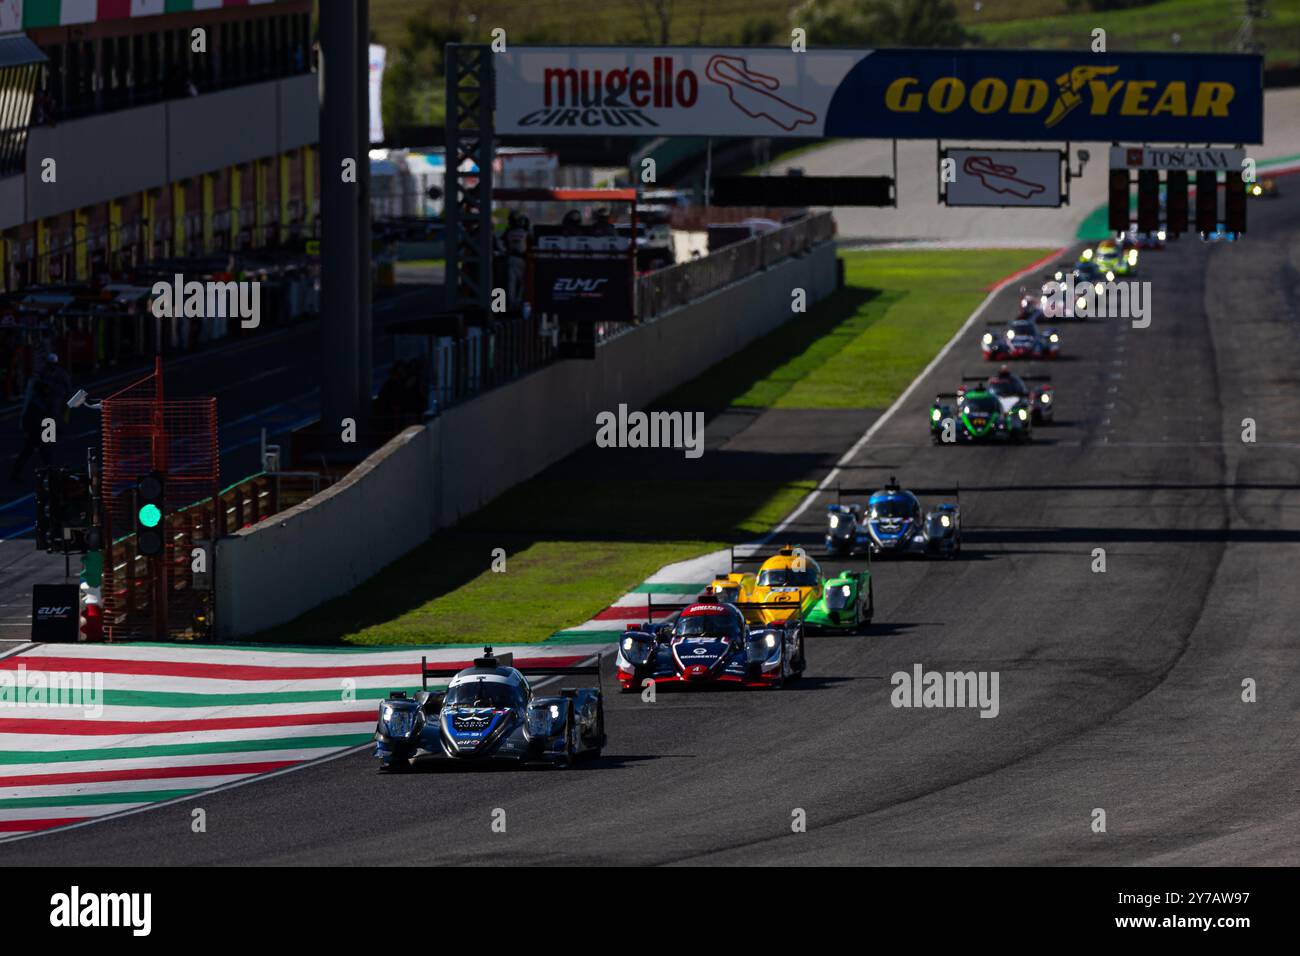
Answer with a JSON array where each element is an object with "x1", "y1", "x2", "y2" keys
[{"x1": 216, "y1": 242, "x2": 836, "y2": 637}]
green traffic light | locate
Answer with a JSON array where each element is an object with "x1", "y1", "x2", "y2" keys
[{"x1": 138, "y1": 503, "x2": 162, "y2": 528}]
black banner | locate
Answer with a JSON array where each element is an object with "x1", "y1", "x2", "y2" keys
[
  {"x1": 532, "y1": 255, "x2": 633, "y2": 322},
  {"x1": 30, "y1": 584, "x2": 80, "y2": 643}
]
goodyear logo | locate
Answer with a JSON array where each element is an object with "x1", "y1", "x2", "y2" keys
[{"x1": 883, "y1": 66, "x2": 1235, "y2": 128}]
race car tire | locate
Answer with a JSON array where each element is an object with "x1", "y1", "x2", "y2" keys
[
  {"x1": 792, "y1": 629, "x2": 806, "y2": 677},
  {"x1": 863, "y1": 578, "x2": 875, "y2": 625},
  {"x1": 586, "y1": 700, "x2": 606, "y2": 759},
  {"x1": 556, "y1": 700, "x2": 576, "y2": 768},
  {"x1": 379, "y1": 757, "x2": 412, "y2": 773}
]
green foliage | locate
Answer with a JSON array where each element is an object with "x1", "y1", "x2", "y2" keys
[{"x1": 791, "y1": 0, "x2": 972, "y2": 47}]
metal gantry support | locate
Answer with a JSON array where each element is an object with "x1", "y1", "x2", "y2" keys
[{"x1": 444, "y1": 44, "x2": 495, "y2": 313}]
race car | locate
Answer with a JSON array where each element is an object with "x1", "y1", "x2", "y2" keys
[
  {"x1": 374, "y1": 647, "x2": 604, "y2": 770},
  {"x1": 1046, "y1": 260, "x2": 1110, "y2": 317},
  {"x1": 1083, "y1": 238, "x2": 1137, "y2": 278},
  {"x1": 974, "y1": 366, "x2": 1054, "y2": 424},
  {"x1": 743, "y1": 545, "x2": 825, "y2": 624},
  {"x1": 1249, "y1": 177, "x2": 1279, "y2": 199},
  {"x1": 615, "y1": 598, "x2": 805, "y2": 690},
  {"x1": 931, "y1": 382, "x2": 1033, "y2": 444},
  {"x1": 825, "y1": 477, "x2": 960, "y2": 558},
  {"x1": 804, "y1": 568, "x2": 874, "y2": 631},
  {"x1": 982, "y1": 316, "x2": 1060, "y2": 360},
  {"x1": 698, "y1": 572, "x2": 755, "y2": 605},
  {"x1": 1120, "y1": 228, "x2": 1166, "y2": 250}
]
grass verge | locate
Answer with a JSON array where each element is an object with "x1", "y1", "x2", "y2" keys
[{"x1": 259, "y1": 247, "x2": 1055, "y2": 646}]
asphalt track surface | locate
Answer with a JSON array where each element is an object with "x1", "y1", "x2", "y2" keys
[{"x1": 5, "y1": 193, "x2": 1299, "y2": 865}]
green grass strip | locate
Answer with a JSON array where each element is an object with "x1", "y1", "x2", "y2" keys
[{"x1": 0, "y1": 789, "x2": 201, "y2": 809}]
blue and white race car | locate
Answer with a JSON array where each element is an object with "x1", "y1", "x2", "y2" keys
[
  {"x1": 825, "y1": 477, "x2": 960, "y2": 558},
  {"x1": 374, "y1": 648, "x2": 604, "y2": 770}
]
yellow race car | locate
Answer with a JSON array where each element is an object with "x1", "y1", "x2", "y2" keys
[
  {"x1": 699, "y1": 572, "x2": 755, "y2": 605},
  {"x1": 732, "y1": 545, "x2": 824, "y2": 629}
]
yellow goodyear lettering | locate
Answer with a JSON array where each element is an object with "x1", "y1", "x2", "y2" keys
[
  {"x1": 881, "y1": 67, "x2": 1239, "y2": 128},
  {"x1": 885, "y1": 77, "x2": 922, "y2": 112}
]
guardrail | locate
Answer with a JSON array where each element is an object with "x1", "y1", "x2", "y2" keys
[{"x1": 636, "y1": 211, "x2": 835, "y2": 321}]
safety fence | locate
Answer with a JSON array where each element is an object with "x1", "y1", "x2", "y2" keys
[{"x1": 636, "y1": 211, "x2": 834, "y2": 321}]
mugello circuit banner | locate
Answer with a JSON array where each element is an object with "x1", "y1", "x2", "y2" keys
[{"x1": 494, "y1": 47, "x2": 1263, "y2": 144}]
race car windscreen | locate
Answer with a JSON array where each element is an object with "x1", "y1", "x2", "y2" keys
[
  {"x1": 988, "y1": 379, "x2": 1027, "y2": 396},
  {"x1": 1010, "y1": 321, "x2": 1036, "y2": 337},
  {"x1": 757, "y1": 567, "x2": 820, "y2": 587},
  {"x1": 444, "y1": 678, "x2": 523, "y2": 709},
  {"x1": 675, "y1": 613, "x2": 741, "y2": 641},
  {"x1": 964, "y1": 394, "x2": 1001, "y2": 415},
  {"x1": 825, "y1": 583, "x2": 854, "y2": 610},
  {"x1": 870, "y1": 498, "x2": 913, "y2": 519}
]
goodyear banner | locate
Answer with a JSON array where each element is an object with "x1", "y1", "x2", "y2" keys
[{"x1": 495, "y1": 47, "x2": 1263, "y2": 144}]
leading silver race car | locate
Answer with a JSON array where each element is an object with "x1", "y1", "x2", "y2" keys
[{"x1": 374, "y1": 647, "x2": 605, "y2": 770}]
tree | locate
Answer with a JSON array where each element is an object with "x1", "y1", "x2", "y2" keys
[{"x1": 792, "y1": 0, "x2": 971, "y2": 48}]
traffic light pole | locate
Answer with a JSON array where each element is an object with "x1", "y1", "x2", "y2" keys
[{"x1": 152, "y1": 357, "x2": 168, "y2": 639}]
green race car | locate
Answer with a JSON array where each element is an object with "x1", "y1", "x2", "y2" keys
[{"x1": 805, "y1": 569, "x2": 873, "y2": 632}]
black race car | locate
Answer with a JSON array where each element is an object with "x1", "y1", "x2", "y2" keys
[
  {"x1": 930, "y1": 381, "x2": 1032, "y2": 444},
  {"x1": 374, "y1": 647, "x2": 605, "y2": 770},
  {"x1": 975, "y1": 367, "x2": 1055, "y2": 424}
]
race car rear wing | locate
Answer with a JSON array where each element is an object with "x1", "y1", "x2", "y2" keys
[
  {"x1": 420, "y1": 649, "x2": 602, "y2": 689},
  {"x1": 836, "y1": 482, "x2": 959, "y2": 502},
  {"x1": 734, "y1": 600, "x2": 806, "y2": 630}
]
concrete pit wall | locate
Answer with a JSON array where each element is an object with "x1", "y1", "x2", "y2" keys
[{"x1": 215, "y1": 241, "x2": 837, "y2": 638}]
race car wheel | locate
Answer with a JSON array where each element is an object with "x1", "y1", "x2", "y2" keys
[
  {"x1": 380, "y1": 757, "x2": 412, "y2": 773},
  {"x1": 557, "y1": 701, "x2": 576, "y2": 768},
  {"x1": 587, "y1": 700, "x2": 605, "y2": 759},
  {"x1": 793, "y1": 629, "x2": 806, "y2": 677}
]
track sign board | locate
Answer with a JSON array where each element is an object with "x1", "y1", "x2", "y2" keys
[
  {"x1": 944, "y1": 149, "x2": 1062, "y2": 207},
  {"x1": 494, "y1": 47, "x2": 1263, "y2": 143},
  {"x1": 31, "y1": 584, "x2": 80, "y2": 643},
  {"x1": 1110, "y1": 146, "x2": 1245, "y2": 172}
]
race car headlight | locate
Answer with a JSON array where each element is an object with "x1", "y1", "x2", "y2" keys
[
  {"x1": 621, "y1": 635, "x2": 654, "y2": 666},
  {"x1": 1006, "y1": 329, "x2": 1015, "y2": 340},
  {"x1": 1104, "y1": 270, "x2": 1115, "y2": 282},
  {"x1": 745, "y1": 634, "x2": 776, "y2": 663},
  {"x1": 1081, "y1": 248, "x2": 1093, "y2": 260},
  {"x1": 380, "y1": 703, "x2": 416, "y2": 738},
  {"x1": 931, "y1": 407, "x2": 941, "y2": 422},
  {"x1": 982, "y1": 332, "x2": 993, "y2": 345},
  {"x1": 1076, "y1": 297, "x2": 1087, "y2": 310},
  {"x1": 1094, "y1": 282, "x2": 1104, "y2": 294},
  {"x1": 940, "y1": 514, "x2": 951, "y2": 528},
  {"x1": 1049, "y1": 333, "x2": 1059, "y2": 343},
  {"x1": 829, "y1": 514, "x2": 840, "y2": 529},
  {"x1": 1017, "y1": 408, "x2": 1028, "y2": 421},
  {"x1": 1251, "y1": 184, "x2": 1262, "y2": 196},
  {"x1": 525, "y1": 707, "x2": 551, "y2": 738},
  {"x1": 1157, "y1": 230, "x2": 1166, "y2": 240},
  {"x1": 1040, "y1": 392, "x2": 1051, "y2": 403},
  {"x1": 1127, "y1": 250, "x2": 1138, "y2": 264}
]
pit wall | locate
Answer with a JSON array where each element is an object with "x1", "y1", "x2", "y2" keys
[{"x1": 215, "y1": 241, "x2": 837, "y2": 638}]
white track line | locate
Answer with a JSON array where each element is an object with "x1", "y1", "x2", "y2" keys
[{"x1": 761, "y1": 248, "x2": 1066, "y2": 543}]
